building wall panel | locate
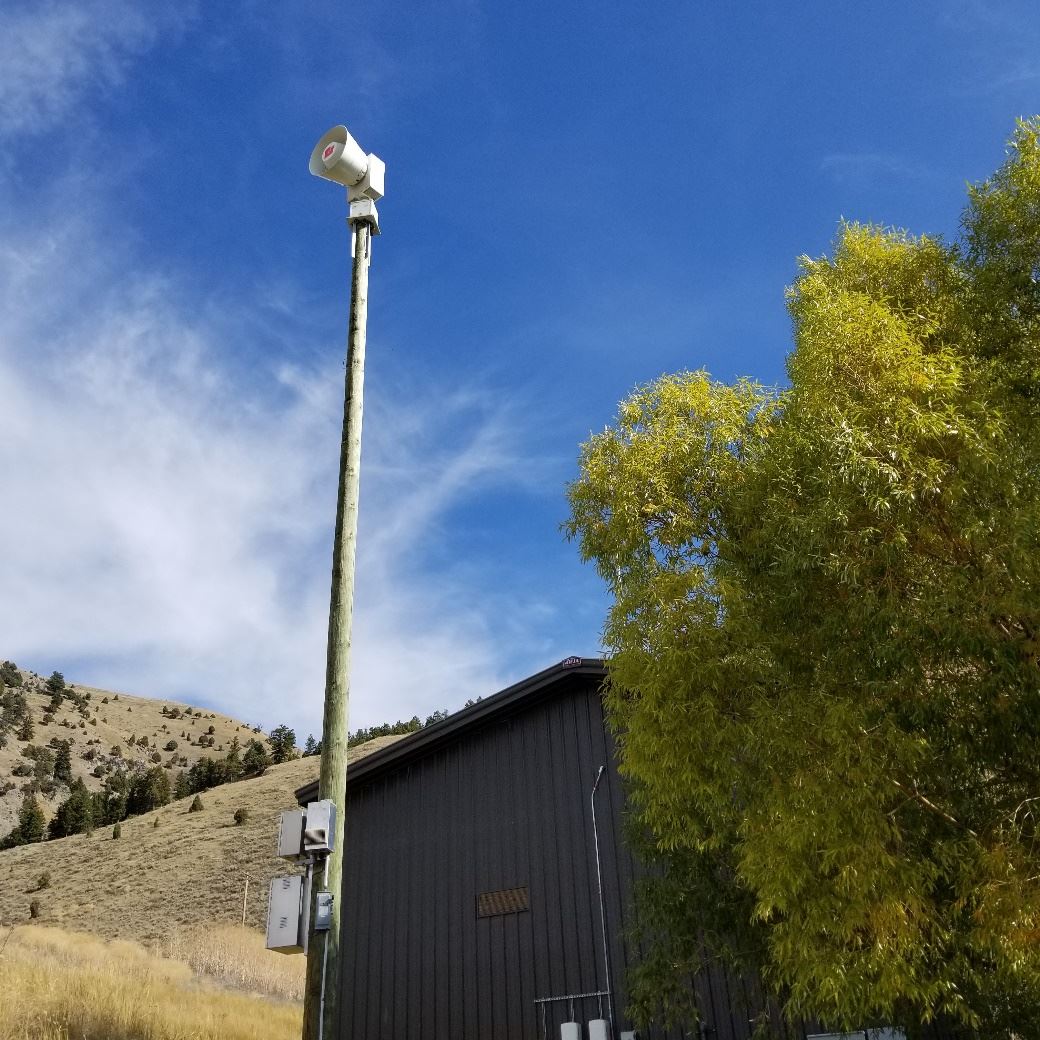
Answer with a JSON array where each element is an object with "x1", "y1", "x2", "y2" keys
[{"x1": 332, "y1": 670, "x2": 963, "y2": 1040}]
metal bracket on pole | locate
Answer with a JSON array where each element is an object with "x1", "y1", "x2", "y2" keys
[{"x1": 348, "y1": 197, "x2": 380, "y2": 233}]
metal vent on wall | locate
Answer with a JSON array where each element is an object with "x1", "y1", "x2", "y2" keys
[{"x1": 477, "y1": 886, "x2": 529, "y2": 918}]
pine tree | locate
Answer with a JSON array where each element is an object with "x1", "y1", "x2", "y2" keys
[
  {"x1": 242, "y1": 739, "x2": 270, "y2": 777},
  {"x1": 268, "y1": 725, "x2": 297, "y2": 764},
  {"x1": 48, "y1": 780, "x2": 94, "y2": 839},
  {"x1": 16, "y1": 792, "x2": 45, "y2": 843},
  {"x1": 53, "y1": 741, "x2": 73, "y2": 786},
  {"x1": 17, "y1": 712, "x2": 33, "y2": 741}
]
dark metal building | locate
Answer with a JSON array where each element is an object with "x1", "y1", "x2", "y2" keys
[{"x1": 296, "y1": 658, "x2": 952, "y2": 1040}]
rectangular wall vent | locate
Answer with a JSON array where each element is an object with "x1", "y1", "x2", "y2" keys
[{"x1": 477, "y1": 885, "x2": 529, "y2": 918}]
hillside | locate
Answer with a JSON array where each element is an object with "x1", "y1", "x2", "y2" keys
[
  {"x1": 0, "y1": 663, "x2": 273, "y2": 834},
  {"x1": 0, "y1": 736, "x2": 402, "y2": 942}
]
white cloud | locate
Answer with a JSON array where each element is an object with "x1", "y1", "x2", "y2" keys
[
  {"x1": 0, "y1": 211, "x2": 552, "y2": 738},
  {"x1": 0, "y1": 0, "x2": 191, "y2": 136}
]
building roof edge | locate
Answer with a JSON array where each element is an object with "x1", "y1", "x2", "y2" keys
[{"x1": 294, "y1": 655, "x2": 607, "y2": 804}]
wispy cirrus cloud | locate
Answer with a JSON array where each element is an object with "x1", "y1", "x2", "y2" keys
[
  {"x1": 819, "y1": 152, "x2": 938, "y2": 187},
  {"x1": 0, "y1": 0, "x2": 192, "y2": 136},
  {"x1": 0, "y1": 205, "x2": 553, "y2": 736}
]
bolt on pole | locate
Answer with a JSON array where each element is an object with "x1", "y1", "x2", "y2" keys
[{"x1": 302, "y1": 217, "x2": 373, "y2": 1040}]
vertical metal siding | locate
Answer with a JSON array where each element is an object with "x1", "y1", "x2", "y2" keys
[{"x1": 335, "y1": 675, "x2": 964, "y2": 1040}]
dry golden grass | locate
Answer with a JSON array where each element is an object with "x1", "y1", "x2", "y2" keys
[
  {"x1": 160, "y1": 924, "x2": 306, "y2": 1001},
  {"x1": 0, "y1": 924, "x2": 302, "y2": 1040}
]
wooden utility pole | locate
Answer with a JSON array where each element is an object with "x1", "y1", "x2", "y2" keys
[{"x1": 302, "y1": 218, "x2": 373, "y2": 1040}]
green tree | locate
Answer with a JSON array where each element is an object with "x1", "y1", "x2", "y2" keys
[
  {"x1": 268, "y1": 725, "x2": 297, "y2": 764},
  {"x1": 16, "y1": 711, "x2": 33, "y2": 742},
  {"x1": 48, "y1": 779, "x2": 94, "y2": 839},
  {"x1": 15, "y1": 791, "x2": 45, "y2": 844},
  {"x1": 303, "y1": 733, "x2": 318, "y2": 756},
  {"x1": 173, "y1": 770, "x2": 190, "y2": 801},
  {"x1": 126, "y1": 766, "x2": 172, "y2": 817},
  {"x1": 224, "y1": 735, "x2": 243, "y2": 781},
  {"x1": 45, "y1": 671, "x2": 65, "y2": 696},
  {"x1": 185, "y1": 756, "x2": 228, "y2": 793},
  {"x1": 242, "y1": 739, "x2": 270, "y2": 777},
  {"x1": 0, "y1": 660, "x2": 21, "y2": 687},
  {"x1": 53, "y1": 741, "x2": 72, "y2": 786},
  {"x1": 566, "y1": 120, "x2": 1040, "y2": 1037}
]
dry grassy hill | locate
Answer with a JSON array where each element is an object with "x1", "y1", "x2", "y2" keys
[
  {"x1": 0, "y1": 665, "x2": 274, "y2": 833},
  {"x1": 0, "y1": 736, "x2": 402, "y2": 943}
]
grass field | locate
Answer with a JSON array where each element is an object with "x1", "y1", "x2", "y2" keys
[{"x1": 0, "y1": 924, "x2": 303, "y2": 1040}]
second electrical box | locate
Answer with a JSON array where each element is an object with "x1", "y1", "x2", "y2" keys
[
  {"x1": 304, "y1": 799, "x2": 337, "y2": 853},
  {"x1": 266, "y1": 875, "x2": 304, "y2": 954},
  {"x1": 277, "y1": 809, "x2": 305, "y2": 860}
]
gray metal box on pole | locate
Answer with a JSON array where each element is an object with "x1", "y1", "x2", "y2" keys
[
  {"x1": 277, "y1": 809, "x2": 305, "y2": 860},
  {"x1": 266, "y1": 875, "x2": 305, "y2": 954},
  {"x1": 304, "y1": 799, "x2": 337, "y2": 853}
]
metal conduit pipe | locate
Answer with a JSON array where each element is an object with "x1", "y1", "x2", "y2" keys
[{"x1": 591, "y1": 765, "x2": 616, "y2": 1038}]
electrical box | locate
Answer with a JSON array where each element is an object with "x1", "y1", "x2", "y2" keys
[
  {"x1": 277, "y1": 809, "x2": 304, "y2": 860},
  {"x1": 304, "y1": 799, "x2": 337, "y2": 853},
  {"x1": 266, "y1": 875, "x2": 304, "y2": 954},
  {"x1": 588, "y1": 1021, "x2": 609, "y2": 1040},
  {"x1": 315, "y1": 891, "x2": 334, "y2": 931},
  {"x1": 561, "y1": 1024, "x2": 582, "y2": 1040},
  {"x1": 621, "y1": 1032, "x2": 639, "y2": 1040}
]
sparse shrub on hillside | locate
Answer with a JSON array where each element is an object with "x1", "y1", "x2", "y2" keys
[
  {"x1": 153, "y1": 816, "x2": 160, "y2": 828},
  {"x1": 150, "y1": 751, "x2": 162, "y2": 763},
  {"x1": 29, "y1": 898, "x2": 41, "y2": 919},
  {"x1": 234, "y1": 807, "x2": 249, "y2": 826},
  {"x1": 1, "y1": 660, "x2": 22, "y2": 687},
  {"x1": 189, "y1": 795, "x2": 204, "y2": 812},
  {"x1": 41, "y1": 713, "x2": 54, "y2": 725},
  {"x1": 92, "y1": 765, "x2": 105, "y2": 777},
  {"x1": 89, "y1": 717, "x2": 97, "y2": 725},
  {"x1": 35, "y1": 872, "x2": 51, "y2": 891},
  {"x1": 101, "y1": 696, "x2": 109, "y2": 703},
  {"x1": 110, "y1": 744, "x2": 121, "y2": 757},
  {"x1": 207, "y1": 724, "x2": 215, "y2": 735},
  {"x1": 112, "y1": 823, "x2": 121, "y2": 838}
]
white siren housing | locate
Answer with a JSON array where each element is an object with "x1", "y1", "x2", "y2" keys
[{"x1": 309, "y1": 125, "x2": 385, "y2": 201}]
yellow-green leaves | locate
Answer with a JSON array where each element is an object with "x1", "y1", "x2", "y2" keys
[{"x1": 566, "y1": 120, "x2": 1040, "y2": 1036}]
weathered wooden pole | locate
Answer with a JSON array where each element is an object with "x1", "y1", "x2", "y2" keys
[{"x1": 302, "y1": 217, "x2": 372, "y2": 1040}]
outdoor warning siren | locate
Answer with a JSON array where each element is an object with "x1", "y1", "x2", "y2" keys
[{"x1": 309, "y1": 124, "x2": 385, "y2": 201}]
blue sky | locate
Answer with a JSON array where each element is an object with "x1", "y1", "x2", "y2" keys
[{"x1": 0, "y1": 0, "x2": 1037, "y2": 737}]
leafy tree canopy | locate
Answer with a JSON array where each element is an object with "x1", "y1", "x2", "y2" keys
[{"x1": 566, "y1": 120, "x2": 1040, "y2": 1037}]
